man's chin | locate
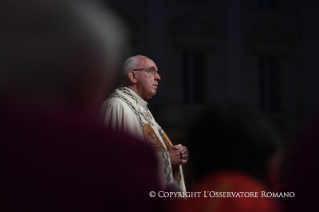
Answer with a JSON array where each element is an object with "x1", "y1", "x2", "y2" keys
[
  {"x1": 152, "y1": 91, "x2": 157, "y2": 96},
  {"x1": 145, "y1": 92, "x2": 156, "y2": 100}
]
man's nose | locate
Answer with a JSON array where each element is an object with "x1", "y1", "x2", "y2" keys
[{"x1": 155, "y1": 73, "x2": 161, "y2": 80}]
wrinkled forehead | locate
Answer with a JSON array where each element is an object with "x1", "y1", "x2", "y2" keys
[{"x1": 136, "y1": 57, "x2": 157, "y2": 69}]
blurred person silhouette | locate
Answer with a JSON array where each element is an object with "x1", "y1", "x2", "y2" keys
[
  {"x1": 0, "y1": 0, "x2": 166, "y2": 211},
  {"x1": 284, "y1": 117, "x2": 319, "y2": 212},
  {"x1": 175, "y1": 103, "x2": 284, "y2": 212}
]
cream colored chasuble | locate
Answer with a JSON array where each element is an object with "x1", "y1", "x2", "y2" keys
[{"x1": 102, "y1": 86, "x2": 186, "y2": 192}]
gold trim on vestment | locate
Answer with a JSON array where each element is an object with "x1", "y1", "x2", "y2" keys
[
  {"x1": 142, "y1": 124, "x2": 167, "y2": 152},
  {"x1": 162, "y1": 131, "x2": 173, "y2": 149}
]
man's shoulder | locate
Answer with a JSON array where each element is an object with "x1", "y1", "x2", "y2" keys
[
  {"x1": 102, "y1": 96, "x2": 126, "y2": 107},
  {"x1": 100, "y1": 96, "x2": 134, "y2": 117}
]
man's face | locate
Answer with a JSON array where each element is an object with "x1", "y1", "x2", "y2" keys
[{"x1": 134, "y1": 57, "x2": 161, "y2": 100}]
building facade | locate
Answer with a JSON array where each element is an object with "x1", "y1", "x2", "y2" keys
[{"x1": 106, "y1": 0, "x2": 307, "y2": 143}]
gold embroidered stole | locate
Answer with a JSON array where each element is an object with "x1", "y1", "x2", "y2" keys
[{"x1": 109, "y1": 86, "x2": 186, "y2": 192}]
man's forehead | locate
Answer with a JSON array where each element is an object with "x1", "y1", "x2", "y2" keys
[{"x1": 137, "y1": 57, "x2": 156, "y2": 67}]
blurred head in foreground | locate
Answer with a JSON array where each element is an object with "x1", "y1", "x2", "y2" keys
[
  {"x1": 0, "y1": 0, "x2": 127, "y2": 113},
  {"x1": 181, "y1": 103, "x2": 283, "y2": 212},
  {"x1": 189, "y1": 103, "x2": 283, "y2": 185},
  {"x1": 0, "y1": 0, "x2": 166, "y2": 211},
  {"x1": 285, "y1": 117, "x2": 319, "y2": 212}
]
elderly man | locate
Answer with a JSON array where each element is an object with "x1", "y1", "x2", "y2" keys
[
  {"x1": 101, "y1": 55, "x2": 189, "y2": 192},
  {"x1": 0, "y1": 1, "x2": 166, "y2": 211}
]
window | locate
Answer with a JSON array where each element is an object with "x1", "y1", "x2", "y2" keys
[
  {"x1": 258, "y1": 57, "x2": 281, "y2": 112},
  {"x1": 182, "y1": 51, "x2": 205, "y2": 104}
]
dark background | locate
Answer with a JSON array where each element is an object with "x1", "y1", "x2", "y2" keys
[{"x1": 103, "y1": 0, "x2": 319, "y2": 187}]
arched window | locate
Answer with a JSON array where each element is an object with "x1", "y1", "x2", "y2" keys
[
  {"x1": 171, "y1": 18, "x2": 219, "y2": 104},
  {"x1": 247, "y1": 24, "x2": 293, "y2": 113}
]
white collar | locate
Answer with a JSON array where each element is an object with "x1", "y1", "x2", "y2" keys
[{"x1": 124, "y1": 87, "x2": 148, "y2": 108}]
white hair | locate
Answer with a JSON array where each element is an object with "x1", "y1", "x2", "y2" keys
[
  {"x1": 0, "y1": 0, "x2": 128, "y2": 99},
  {"x1": 121, "y1": 55, "x2": 148, "y2": 83}
]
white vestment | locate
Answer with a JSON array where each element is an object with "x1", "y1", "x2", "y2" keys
[{"x1": 100, "y1": 86, "x2": 186, "y2": 192}]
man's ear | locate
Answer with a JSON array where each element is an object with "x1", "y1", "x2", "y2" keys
[{"x1": 128, "y1": 70, "x2": 137, "y2": 84}]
